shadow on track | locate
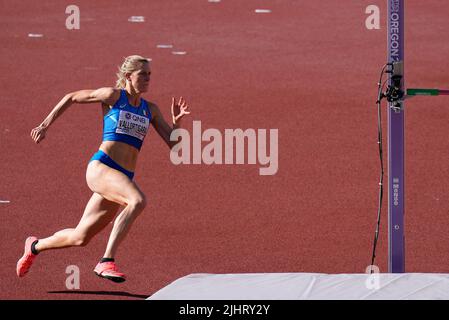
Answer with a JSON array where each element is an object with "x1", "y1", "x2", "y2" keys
[{"x1": 47, "y1": 290, "x2": 148, "y2": 299}]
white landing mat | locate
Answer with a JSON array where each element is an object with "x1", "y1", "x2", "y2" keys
[{"x1": 148, "y1": 273, "x2": 449, "y2": 300}]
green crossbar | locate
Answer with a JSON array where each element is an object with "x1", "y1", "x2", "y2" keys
[{"x1": 406, "y1": 88, "x2": 440, "y2": 96}]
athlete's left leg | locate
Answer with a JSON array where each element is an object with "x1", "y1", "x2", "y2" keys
[
  {"x1": 35, "y1": 192, "x2": 121, "y2": 252},
  {"x1": 17, "y1": 193, "x2": 120, "y2": 277}
]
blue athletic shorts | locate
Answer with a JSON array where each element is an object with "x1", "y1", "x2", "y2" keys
[{"x1": 89, "y1": 150, "x2": 135, "y2": 180}]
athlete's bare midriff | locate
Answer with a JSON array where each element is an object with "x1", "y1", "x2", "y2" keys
[
  {"x1": 99, "y1": 140, "x2": 139, "y2": 172},
  {"x1": 97, "y1": 100, "x2": 142, "y2": 172}
]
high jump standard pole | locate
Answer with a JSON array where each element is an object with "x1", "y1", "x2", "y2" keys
[{"x1": 387, "y1": 0, "x2": 405, "y2": 273}]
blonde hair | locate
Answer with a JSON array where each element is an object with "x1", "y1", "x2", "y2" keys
[{"x1": 115, "y1": 55, "x2": 151, "y2": 89}]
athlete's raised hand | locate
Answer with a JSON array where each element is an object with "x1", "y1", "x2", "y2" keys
[
  {"x1": 30, "y1": 125, "x2": 47, "y2": 144},
  {"x1": 171, "y1": 97, "x2": 190, "y2": 125}
]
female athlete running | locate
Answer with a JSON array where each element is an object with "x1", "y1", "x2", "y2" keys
[{"x1": 16, "y1": 55, "x2": 190, "y2": 283}]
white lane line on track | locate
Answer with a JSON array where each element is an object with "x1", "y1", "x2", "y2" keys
[
  {"x1": 255, "y1": 9, "x2": 272, "y2": 13},
  {"x1": 128, "y1": 16, "x2": 145, "y2": 22},
  {"x1": 208, "y1": 0, "x2": 221, "y2": 2},
  {"x1": 157, "y1": 44, "x2": 174, "y2": 49},
  {"x1": 172, "y1": 51, "x2": 187, "y2": 55},
  {"x1": 0, "y1": 200, "x2": 10, "y2": 204},
  {"x1": 28, "y1": 33, "x2": 43, "y2": 38}
]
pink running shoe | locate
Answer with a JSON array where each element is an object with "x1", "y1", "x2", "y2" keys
[
  {"x1": 16, "y1": 236, "x2": 38, "y2": 277},
  {"x1": 94, "y1": 261, "x2": 126, "y2": 283}
]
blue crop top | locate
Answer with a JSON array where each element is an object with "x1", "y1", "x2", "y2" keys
[{"x1": 102, "y1": 90, "x2": 152, "y2": 150}]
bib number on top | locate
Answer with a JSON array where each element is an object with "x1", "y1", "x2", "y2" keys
[{"x1": 116, "y1": 110, "x2": 149, "y2": 141}]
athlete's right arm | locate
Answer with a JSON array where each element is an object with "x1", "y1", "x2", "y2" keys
[{"x1": 30, "y1": 87, "x2": 120, "y2": 144}]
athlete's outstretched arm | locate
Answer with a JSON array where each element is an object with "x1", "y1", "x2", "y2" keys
[
  {"x1": 150, "y1": 97, "x2": 190, "y2": 149},
  {"x1": 30, "y1": 88, "x2": 120, "y2": 144}
]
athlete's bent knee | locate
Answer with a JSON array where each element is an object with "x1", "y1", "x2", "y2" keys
[
  {"x1": 72, "y1": 235, "x2": 90, "y2": 247},
  {"x1": 129, "y1": 194, "x2": 147, "y2": 212}
]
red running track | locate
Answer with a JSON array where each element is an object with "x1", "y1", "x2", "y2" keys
[{"x1": 1, "y1": 0, "x2": 449, "y2": 300}]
